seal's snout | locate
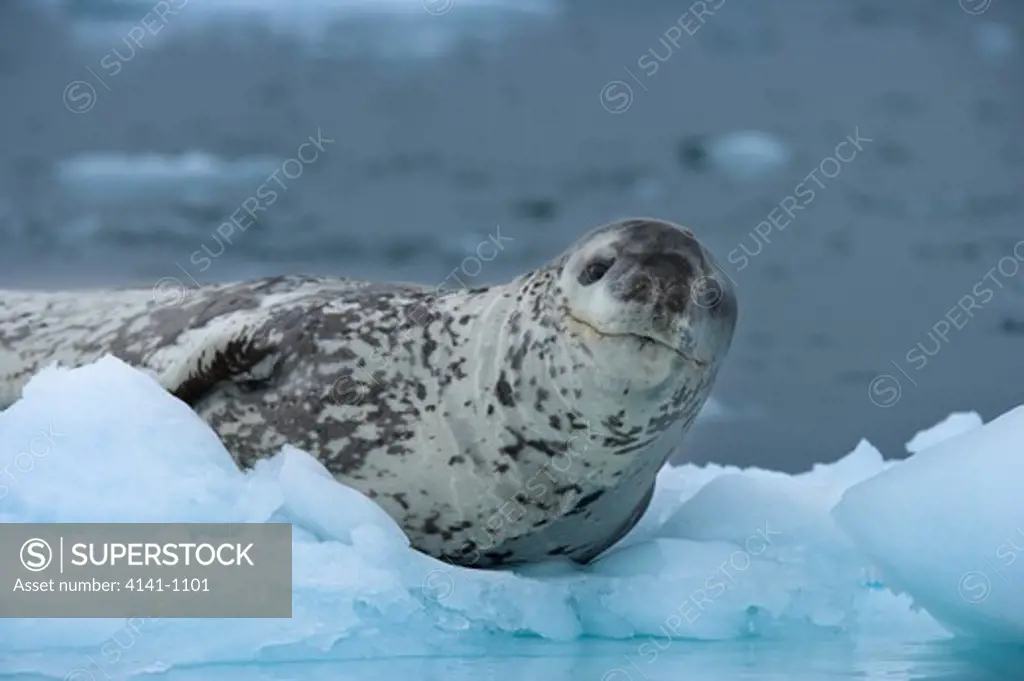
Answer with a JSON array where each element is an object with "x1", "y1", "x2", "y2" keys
[
  {"x1": 560, "y1": 217, "x2": 737, "y2": 368},
  {"x1": 623, "y1": 252, "x2": 695, "y2": 314},
  {"x1": 612, "y1": 220, "x2": 724, "y2": 323}
]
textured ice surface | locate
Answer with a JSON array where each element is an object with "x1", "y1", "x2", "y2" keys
[
  {"x1": 834, "y1": 406, "x2": 1024, "y2": 642},
  {"x1": 0, "y1": 357, "x2": 1020, "y2": 679}
]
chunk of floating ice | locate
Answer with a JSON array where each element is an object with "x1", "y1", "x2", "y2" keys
[
  {"x1": 705, "y1": 130, "x2": 792, "y2": 182},
  {"x1": 56, "y1": 152, "x2": 280, "y2": 185},
  {"x1": 0, "y1": 357, "x2": 280, "y2": 525},
  {"x1": 252, "y1": 445, "x2": 410, "y2": 553},
  {"x1": 834, "y1": 405, "x2": 1024, "y2": 642},
  {"x1": 0, "y1": 357, "x2": 1018, "y2": 676}
]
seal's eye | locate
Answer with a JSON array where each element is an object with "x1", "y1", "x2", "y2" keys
[{"x1": 578, "y1": 258, "x2": 615, "y2": 286}]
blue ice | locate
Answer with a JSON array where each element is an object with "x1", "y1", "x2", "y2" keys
[{"x1": 0, "y1": 357, "x2": 1021, "y2": 680}]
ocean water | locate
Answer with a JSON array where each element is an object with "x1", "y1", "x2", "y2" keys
[{"x1": 1, "y1": 357, "x2": 1022, "y2": 680}]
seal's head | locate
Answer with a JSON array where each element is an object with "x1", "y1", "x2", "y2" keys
[{"x1": 556, "y1": 218, "x2": 737, "y2": 391}]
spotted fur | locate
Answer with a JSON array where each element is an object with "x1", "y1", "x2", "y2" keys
[{"x1": 0, "y1": 219, "x2": 737, "y2": 568}]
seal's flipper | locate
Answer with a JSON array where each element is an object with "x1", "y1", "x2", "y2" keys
[{"x1": 159, "y1": 326, "x2": 281, "y2": 407}]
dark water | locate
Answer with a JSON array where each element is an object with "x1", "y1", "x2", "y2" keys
[{"x1": 0, "y1": 0, "x2": 1022, "y2": 472}]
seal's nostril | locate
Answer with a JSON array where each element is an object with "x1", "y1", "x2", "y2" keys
[
  {"x1": 652, "y1": 302, "x2": 671, "y2": 321},
  {"x1": 630, "y1": 277, "x2": 651, "y2": 298}
]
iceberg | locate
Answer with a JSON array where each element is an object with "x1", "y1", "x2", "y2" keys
[
  {"x1": 834, "y1": 406, "x2": 1024, "y2": 642},
  {"x1": 0, "y1": 356, "x2": 1020, "y2": 680}
]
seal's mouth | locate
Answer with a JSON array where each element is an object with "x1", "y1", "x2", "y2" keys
[{"x1": 566, "y1": 313, "x2": 707, "y2": 367}]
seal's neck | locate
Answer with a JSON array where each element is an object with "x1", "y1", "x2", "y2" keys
[
  {"x1": 434, "y1": 274, "x2": 536, "y2": 411},
  {"x1": 437, "y1": 269, "x2": 682, "y2": 489}
]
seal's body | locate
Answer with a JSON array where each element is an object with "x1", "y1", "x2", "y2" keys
[{"x1": 0, "y1": 219, "x2": 737, "y2": 568}]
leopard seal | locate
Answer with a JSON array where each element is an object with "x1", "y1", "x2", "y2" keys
[{"x1": 0, "y1": 218, "x2": 737, "y2": 568}]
